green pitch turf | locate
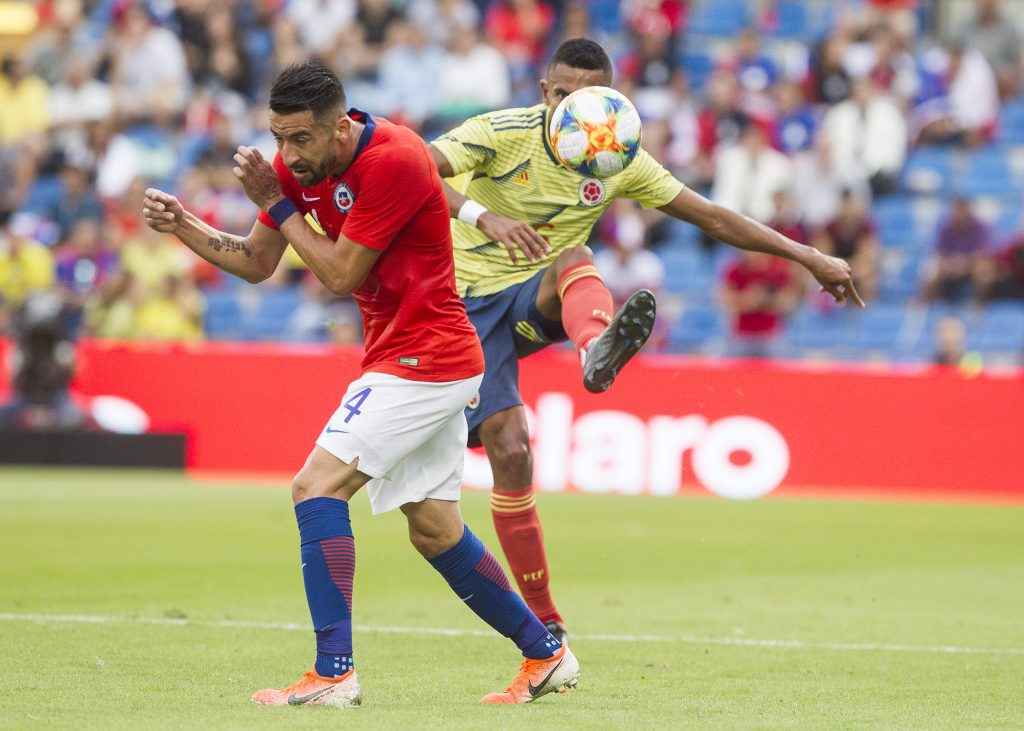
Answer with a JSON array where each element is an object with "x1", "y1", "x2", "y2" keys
[{"x1": 1, "y1": 468, "x2": 1022, "y2": 730}]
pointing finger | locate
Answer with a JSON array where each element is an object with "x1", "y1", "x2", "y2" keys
[{"x1": 846, "y1": 279, "x2": 866, "y2": 308}]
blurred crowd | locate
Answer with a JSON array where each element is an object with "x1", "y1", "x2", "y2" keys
[{"x1": 1, "y1": 0, "x2": 1023, "y2": 368}]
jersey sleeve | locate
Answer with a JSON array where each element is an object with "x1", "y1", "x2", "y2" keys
[
  {"x1": 342, "y1": 146, "x2": 433, "y2": 251},
  {"x1": 619, "y1": 149, "x2": 686, "y2": 209},
  {"x1": 256, "y1": 153, "x2": 300, "y2": 230},
  {"x1": 429, "y1": 115, "x2": 499, "y2": 177}
]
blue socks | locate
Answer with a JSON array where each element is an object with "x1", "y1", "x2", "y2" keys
[
  {"x1": 295, "y1": 497, "x2": 355, "y2": 678},
  {"x1": 427, "y1": 525, "x2": 562, "y2": 660}
]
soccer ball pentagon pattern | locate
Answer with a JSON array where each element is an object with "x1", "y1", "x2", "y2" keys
[{"x1": 549, "y1": 86, "x2": 642, "y2": 179}]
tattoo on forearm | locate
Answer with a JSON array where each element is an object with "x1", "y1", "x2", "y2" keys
[{"x1": 207, "y1": 236, "x2": 252, "y2": 258}]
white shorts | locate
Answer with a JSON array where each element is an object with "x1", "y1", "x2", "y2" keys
[{"x1": 315, "y1": 371, "x2": 483, "y2": 515}]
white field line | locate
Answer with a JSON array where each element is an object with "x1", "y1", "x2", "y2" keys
[{"x1": 1, "y1": 612, "x2": 1022, "y2": 657}]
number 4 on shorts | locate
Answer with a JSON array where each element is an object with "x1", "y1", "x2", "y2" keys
[{"x1": 342, "y1": 387, "x2": 372, "y2": 423}]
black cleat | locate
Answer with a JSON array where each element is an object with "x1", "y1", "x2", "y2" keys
[
  {"x1": 582, "y1": 289, "x2": 656, "y2": 394},
  {"x1": 545, "y1": 620, "x2": 570, "y2": 646}
]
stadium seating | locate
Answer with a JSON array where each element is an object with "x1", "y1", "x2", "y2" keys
[{"x1": 687, "y1": 0, "x2": 750, "y2": 37}]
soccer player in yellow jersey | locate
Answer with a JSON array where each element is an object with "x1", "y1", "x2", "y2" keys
[{"x1": 430, "y1": 39, "x2": 863, "y2": 641}]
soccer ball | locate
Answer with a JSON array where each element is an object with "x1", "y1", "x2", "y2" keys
[{"x1": 549, "y1": 86, "x2": 642, "y2": 179}]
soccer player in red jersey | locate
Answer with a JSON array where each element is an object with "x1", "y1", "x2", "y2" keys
[{"x1": 142, "y1": 60, "x2": 578, "y2": 707}]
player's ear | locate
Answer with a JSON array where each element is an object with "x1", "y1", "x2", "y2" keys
[
  {"x1": 539, "y1": 78, "x2": 549, "y2": 104},
  {"x1": 334, "y1": 116, "x2": 349, "y2": 141}
]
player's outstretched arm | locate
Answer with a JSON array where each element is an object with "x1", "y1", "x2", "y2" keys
[
  {"x1": 660, "y1": 187, "x2": 866, "y2": 307},
  {"x1": 143, "y1": 188, "x2": 288, "y2": 283},
  {"x1": 429, "y1": 146, "x2": 550, "y2": 265}
]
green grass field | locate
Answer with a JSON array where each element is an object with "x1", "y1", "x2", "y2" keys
[{"x1": 2, "y1": 467, "x2": 1022, "y2": 730}]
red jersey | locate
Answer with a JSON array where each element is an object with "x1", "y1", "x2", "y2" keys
[
  {"x1": 724, "y1": 257, "x2": 796, "y2": 336},
  {"x1": 258, "y1": 111, "x2": 483, "y2": 382}
]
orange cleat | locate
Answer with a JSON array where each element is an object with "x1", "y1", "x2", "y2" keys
[
  {"x1": 252, "y1": 668, "x2": 361, "y2": 708},
  {"x1": 481, "y1": 644, "x2": 580, "y2": 704}
]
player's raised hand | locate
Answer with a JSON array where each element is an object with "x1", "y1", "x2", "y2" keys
[
  {"x1": 143, "y1": 188, "x2": 185, "y2": 234},
  {"x1": 232, "y1": 146, "x2": 284, "y2": 210},
  {"x1": 807, "y1": 250, "x2": 866, "y2": 308},
  {"x1": 478, "y1": 211, "x2": 552, "y2": 265}
]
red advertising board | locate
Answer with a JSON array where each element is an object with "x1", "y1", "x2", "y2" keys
[{"x1": 2, "y1": 338, "x2": 1021, "y2": 500}]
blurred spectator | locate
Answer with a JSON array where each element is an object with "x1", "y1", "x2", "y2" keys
[
  {"x1": 0, "y1": 292, "x2": 86, "y2": 430},
  {"x1": 48, "y1": 53, "x2": 113, "y2": 151},
  {"x1": 987, "y1": 234, "x2": 1024, "y2": 301},
  {"x1": 133, "y1": 274, "x2": 205, "y2": 341},
  {"x1": 931, "y1": 315, "x2": 983, "y2": 373},
  {"x1": 0, "y1": 213, "x2": 55, "y2": 330},
  {"x1": 408, "y1": 0, "x2": 480, "y2": 46},
  {"x1": 728, "y1": 27, "x2": 778, "y2": 99},
  {"x1": 618, "y1": 22, "x2": 677, "y2": 117},
  {"x1": 806, "y1": 33, "x2": 853, "y2": 105},
  {"x1": 847, "y1": 21, "x2": 919, "y2": 104},
  {"x1": 772, "y1": 80, "x2": 816, "y2": 155},
  {"x1": 594, "y1": 201, "x2": 668, "y2": 350},
  {"x1": 863, "y1": 0, "x2": 919, "y2": 42},
  {"x1": 484, "y1": 0, "x2": 556, "y2": 70},
  {"x1": 283, "y1": 0, "x2": 355, "y2": 58},
  {"x1": 54, "y1": 217, "x2": 119, "y2": 328},
  {"x1": 922, "y1": 197, "x2": 993, "y2": 304},
  {"x1": 694, "y1": 70, "x2": 754, "y2": 187},
  {"x1": 711, "y1": 123, "x2": 792, "y2": 224},
  {"x1": 933, "y1": 315, "x2": 965, "y2": 365},
  {"x1": 915, "y1": 41, "x2": 999, "y2": 147},
  {"x1": 377, "y1": 22, "x2": 444, "y2": 129},
  {"x1": 766, "y1": 189, "x2": 808, "y2": 246},
  {"x1": 0, "y1": 53, "x2": 51, "y2": 151},
  {"x1": 822, "y1": 78, "x2": 906, "y2": 195},
  {"x1": 107, "y1": 3, "x2": 190, "y2": 124},
  {"x1": 954, "y1": 0, "x2": 1021, "y2": 100},
  {"x1": 622, "y1": 0, "x2": 687, "y2": 47},
  {"x1": 284, "y1": 272, "x2": 363, "y2": 344},
  {"x1": 813, "y1": 190, "x2": 880, "y2": 302},
  {"x1": 196, "y1": 5, "x2": 254, "y2": 98},
  {"x1": 433, "y1": 26, "x2": 511, "y2": 121},
  {"x1": 594, "y1": 201, "x2": 666, "y2": 305},
  {"x1": 26, "y1": 0, "x2": 94, "y2": 87},
  {"x1": 719, "y1": 250, "x2": 803, "y2": 358},
  {"x1": 41, "y1": 157, "x2": 105, "y2": 242},
  {"x1": 119, "y1": 224, "x2": 193, "y2": 298}
]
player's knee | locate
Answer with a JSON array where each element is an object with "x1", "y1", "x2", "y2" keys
[
  {"x1": 554, "y1": 245, "x2": 594, "y2": 275},
  {"x1": 407, "y1": 523, "x2": 460, "y2": 558},
  {"x1": 489, "y1": 437, "x2": 533, "y2": 480}
]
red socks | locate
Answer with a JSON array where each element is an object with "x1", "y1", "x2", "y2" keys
[
  {"x1": 557, "y1": 262, "x2": 613, "y2": 354},
  {"x1": 491, "y1": 488, "x2": 562, "y2": 625}
]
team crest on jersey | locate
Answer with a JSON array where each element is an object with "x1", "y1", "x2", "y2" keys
[
  {"x1": 333, "y1": 182, "x2": 355, "y2": 212},
  {"x1": 578, "y1": 178, "x2": 606, "y2": 206}
]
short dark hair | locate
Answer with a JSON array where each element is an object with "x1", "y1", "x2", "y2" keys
[
  {"x1": 269, "y1": 59, "x2": 346, "y2": 120},
  {"x1": 548, "y1": 38, "x2": 612, "y2": 79}
]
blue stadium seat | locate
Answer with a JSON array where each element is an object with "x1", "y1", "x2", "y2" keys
[
  {"x1": 204, "y1": 292, "x2": 243, "y2": 339},
  {"x1": 239, "y1": 287, "x2": 303, "y2": 340},
  {"x1": 678, "y1": 51, "x2": 715, "y2": 91},
  {"x1": 670, "y1": 304, "x2": 722, "y2": 351},
  {"x1": 769, "y1": 0, "x2": 809, "y2": 39},
  {"x1": 788, "y1": 308, "x2": 848, "y2": 350},
  {"x1": 657, "y1": 240, "x2": 715, "y2": 295},
  {"x1": 956, "y1": 147, "x2": 1016, "y2": 196},
  {"x1": 999, "y1": 97, "x2": 1024, "y2": 143},
  {"x1": 900, "y1": 146, "x2": 955, "y2": 194},
  {"x1": 973, "y1": 301, "x2": 1024, "y2": 352},
  {"x1": 589, "y1": 0, "x2": 620, "y2": 33},
  {"x1": 687, "y1": 0, "x2": 750, "y2": 37},
  {"x1": 873, "y1": 196, "x2": 917, "y2": 247},
  {"x1": 851, "y1": 304, "x2": 907, "y2": 350}
]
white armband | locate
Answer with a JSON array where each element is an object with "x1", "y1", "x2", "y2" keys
[{"x1": 457, "y1": 199, "x2": 488, "y2": 228}]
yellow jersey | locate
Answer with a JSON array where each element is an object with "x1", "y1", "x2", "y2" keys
[{"x1": 431, "y1": 103, "x2": 684, "y2": 297}]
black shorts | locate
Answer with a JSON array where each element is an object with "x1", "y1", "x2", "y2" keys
[{"x1": 462, "y1": 270, "x2": 567, "y2": 447}]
